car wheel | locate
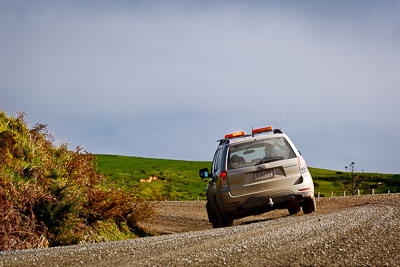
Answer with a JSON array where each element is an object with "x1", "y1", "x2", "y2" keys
[
  {"x1": 206, "y1": 202, "x2": 216, "y2": 224},
  {"x1": 302, "y1": 197, "x2": 316, "y2": 214},
  {"x1": 288, "y1": 205, "x2": 301, "y2": 215},
  {"x1": 211, "y1": 211, "x2": 233, "y2": 228},
  {"x1": 207, "y1": 198, "x2": 234, "y2": 228},
  {"x1": 211, "y1": 218, "x2": 220, "y2": 228},
  {"x1": 217, "y1": 212, "x2": 233, "y2": 228}
]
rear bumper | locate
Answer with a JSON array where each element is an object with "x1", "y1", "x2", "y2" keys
[
  {"x1": 221, "y1": 190, "x2": 313, "y2": 216},
  {"x1": 217, "y1": 174, "x2": 314, "y2": 217}
]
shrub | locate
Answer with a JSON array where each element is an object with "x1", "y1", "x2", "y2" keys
[{"x1": 0, "y1": 111, "x2": 154, "y2": 251}]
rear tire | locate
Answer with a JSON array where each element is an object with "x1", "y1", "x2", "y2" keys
[
  {"x1": 216, "y1": 212, "x2": 233, "y2": 228},
  {"x1": 288, "y1": 205, "x2": 301, "y2": 215},
  {"x1": 210, "y1": 209, "x2": 233, "y2": 228},
  {"x1": 207, "y1": 198, "x2": 234, "y2": 228},
  {"x1": 206, "y1": 202, "x2": 215, "y2": 224},
  {"x1": 302, "y1": 197, "x2": 316, "y2": 214},
  {"x1": 211, "y1": 218, "x2": 220, "y2": 228}
]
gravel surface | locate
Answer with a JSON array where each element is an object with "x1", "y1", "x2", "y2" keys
[{"x1": 1, "y1": 194, "x2": 399, "y2": 266}]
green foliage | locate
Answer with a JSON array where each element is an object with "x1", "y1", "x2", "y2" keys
[
  {"x1": 91, "y1": 220, "x2": 136, "y2": 242},
  {"x1": 0, "y1": 111, "x2": 154, "y2": 251}
]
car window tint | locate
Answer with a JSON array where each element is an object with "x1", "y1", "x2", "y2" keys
[
  {"x1": 212, "y1": 148, "x2": 221, "y2": 174},
  {"x1": 227, "y1": 137, "x2": 296, "y2": 170}
]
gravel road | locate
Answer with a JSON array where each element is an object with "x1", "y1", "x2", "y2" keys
[{"x1": 1, "y1": 194, "x2": 399, "y2": 266}]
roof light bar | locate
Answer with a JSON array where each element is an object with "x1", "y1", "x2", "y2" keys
[
  {"x1": 252, "y1": 126, "x2": 273, "y2": 134},
  {"x1": 225, "y1": 131, "x2": 246, "y2": 139}
]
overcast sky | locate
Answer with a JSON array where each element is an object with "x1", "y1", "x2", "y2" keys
[{"x1": 1, "y1": 0, "x2": 399, "y2": 173}]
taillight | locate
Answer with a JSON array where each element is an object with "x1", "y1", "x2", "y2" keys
[
  {"x1": 219, "y1": 171, "x2": 228, "y2": 186},
  {"x1": 297, "y1": 156, "x2": 308, "y2": 174}
]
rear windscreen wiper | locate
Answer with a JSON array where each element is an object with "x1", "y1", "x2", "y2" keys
[{"x1": 255, "y1": 157, "x2": 284, "y2": 165}]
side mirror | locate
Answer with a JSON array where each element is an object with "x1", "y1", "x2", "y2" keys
[{"x1": 199, "y1": 168, "x2": 210, "y2": 179}]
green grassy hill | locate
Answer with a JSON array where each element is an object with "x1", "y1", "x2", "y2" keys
[
  {"x1": 307, "y1": 167, "x2": 400, "y2": 196},
  {"x1": 96, "y1": 154, "x2": 400, "y2": 200},
  {"x1": 96, "y1": 154, "x2": 211, "y2": 200}
]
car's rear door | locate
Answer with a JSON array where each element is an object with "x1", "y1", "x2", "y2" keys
[{"x1": 226, "y1": 136, "x2": 301, "y2": 197}]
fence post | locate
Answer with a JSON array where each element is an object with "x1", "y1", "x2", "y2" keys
[
  {"x1": 343, "y1": 191, "x2": 346, "y2": 197},
  {"x1": 357, "y1": 189, "x2": 360, "y2": 196},
  {"x1": 318, "y1": 192, "x2": 320, "y2": 198},
  {"x1": 330, "y1": 191, "x2": 334, "y2": 198},
  {"x1": 388, "y1": 190, "x2": 390, "y2": 195},
  {"x1": 371, "y1": 189, "x2": 374, "y2": 195}
]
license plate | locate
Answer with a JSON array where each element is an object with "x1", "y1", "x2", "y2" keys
[{"x1": 254, "y1": 169, "x2": 274, "y2": 181}]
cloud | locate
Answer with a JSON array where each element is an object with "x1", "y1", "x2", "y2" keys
[{"x1": 1, "y1": 1, "x2": 399, "y2": 172}]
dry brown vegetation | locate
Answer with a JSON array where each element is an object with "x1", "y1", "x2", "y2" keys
[{"x1": 0, "y1": 111, "x2": 154, "y2": 251}]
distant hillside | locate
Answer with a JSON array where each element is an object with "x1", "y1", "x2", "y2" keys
[
  {"x1": 96, "y1": 154, "x2": 400, "y2": 200},
  {"x1": 96, "y1": 154, "x2": 211, "y2": 200},
  {"x1": 307, "y1": 167, "x2": 400, "y2": 197}
]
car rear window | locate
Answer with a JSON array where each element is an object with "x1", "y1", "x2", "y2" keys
[{"x1": 227, "y1": 137, "x2": 296, "y2": 170}]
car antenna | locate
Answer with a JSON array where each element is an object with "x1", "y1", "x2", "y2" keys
[{"x1": 285, "y1": 97, "x2": 291, "y2": 133}]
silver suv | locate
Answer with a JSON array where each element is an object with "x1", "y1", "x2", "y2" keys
[{"x1": 199, "y1": 126, "x2": 316, "y2": 228}]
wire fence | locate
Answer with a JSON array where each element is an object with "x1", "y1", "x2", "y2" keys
[{"x1": 317, "y1": 189, "x2": 396, "y2": 198}]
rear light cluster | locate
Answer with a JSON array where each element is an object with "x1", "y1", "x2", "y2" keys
[
  {"x1": 297, "y1": 156, "x2": 308, "y2": 174},
  {"x1": 218, "y1": 171, "x2": 228, "y2": 186}
]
